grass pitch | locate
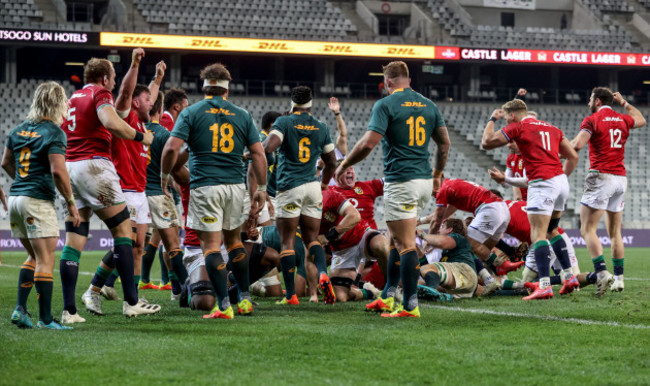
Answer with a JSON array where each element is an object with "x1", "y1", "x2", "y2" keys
[{"x1": 1, "y1": 248, "x2": 648, "y2": 385}]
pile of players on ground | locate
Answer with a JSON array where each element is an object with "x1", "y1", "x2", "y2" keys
[{"x1": 5, "y1": 49, "x2": 640, "y2": 328}]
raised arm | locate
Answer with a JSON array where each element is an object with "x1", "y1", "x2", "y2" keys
[
  {"x1": 328, "y1": 97, "x2": 348, "y2": 156},
  {"x1": 613, "y1": 92, "x2": 646, "y2": 129},
  {"x1": 148, "y1": 61, "x2": 166, "y2": 104},
  {"x1": 481, "y1": 109, "x2": 509, "y2": 150},
  {"x1": 115, "y1": 48, "x2": 144, "y2": 113},
  {"x1": 334, "y1": 130, "x2": 382, "y2": 181}
]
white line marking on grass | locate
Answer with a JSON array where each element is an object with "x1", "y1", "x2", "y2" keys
[
  {"x1": 423, "y1": 305, "x2": 650, "y2": 330},
  {"x1": 625, "y1": 278, "x2": 647, "y2": 281},
  {"x1": 1, "y1": 264, "x2": 94, "y2": 276}
]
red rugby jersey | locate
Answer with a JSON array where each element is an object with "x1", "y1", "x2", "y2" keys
[
  {"x1": 160, "y1": 111, "x2": 174, "y2": 132},
  {"x1": 580, "y1": 106, "x2": 634, "y2": 176},
  {"x1": 331, "y1": 179, "x2": 383, "y2": 229},
  {"x1": 321, "y1": 190, "x2": 370, "y2": 251},
  {"x1": 180, "y1": 182, "x2": 200, "y2": 247},
  {"x1": 506, "y1": 152, "x2": 528, "y2": 201},
  {"x1": 502, "y1": 117, "x2": 564, "y2": 181},
  {"x1": 62, "y1": 84, "x2": 115, "y2": 161},
  {"x1": 505, "y1": 200, "x2": 530, "y2": 243},
  {"x1": 435, "y1": 179, "x2": 501, "y2": 214},
  {"x1": 111, "y1": 110, "x2": 148, "y2": 191}
]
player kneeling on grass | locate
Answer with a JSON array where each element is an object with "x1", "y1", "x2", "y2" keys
[
  {"x1": 3, "y1": 82, "x2": 81, "y2": 329},
  {"x1": 416, "y1": 219, "x2": 478, "y2": 301},
  {"x1": 318, "y1": 190, "x2": 388, "y2": 303}
]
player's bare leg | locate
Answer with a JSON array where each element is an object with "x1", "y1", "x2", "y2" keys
[{"x1": 522, "y1": 213, "x2": 554, "y2": 300}]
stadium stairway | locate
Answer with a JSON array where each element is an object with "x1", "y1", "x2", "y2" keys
[
  {"x1": 608, "y1": 11, "x2": 650, "y2": 51},
  {"x1": 338, "y1": 1, "x2": 375, "y2": 42},
  {"x1": 32, "y1": 0, "x2": 63, "y2": 23},
  {"x1": 446, "y1": 124, "x2": 503, "y2": 174}
]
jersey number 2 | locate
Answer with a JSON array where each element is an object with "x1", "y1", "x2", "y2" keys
[
  {"x1": 18, "y1": 147, "x2": 31, "y2": 177},
  {"x1": 407, "y1": 116, "x2": 426, "y2": 146},
  {"x1": 209, "y1": 123, "x2": 234, "y2": 153}
]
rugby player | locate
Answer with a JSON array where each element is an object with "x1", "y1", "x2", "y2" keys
[
  {"x1": 263, "y1": 86, "x2": 338, "y2": 305},
  {"x1": 571, "y1": 87, "x2": 645, "y2": 294},
  {"x1": 160, "y1": 87, "x2": 188, "y2": 132},
  {"x1": 60, "y1": 48, "x2": 159, "y2": 318},
  {"x1": 336, "y1": 61, "x2": 451, "y2": 318},
  {"x1": 417, "y1": 219, "x2": 478, "y2": 300},
  {"x1": 161, "y1": 63, "x2": 267, "y2": 319},
  {"x1": 3, "y1": 82, "x2": 80, "y2": 329},
  {"x1": 482, "y1": 99, "x2": 579, "y2": 300},
  {"x1": 82, "y1": 55, "x2": 166, "y2": 315},
  {"x1": 319, "y1": 189, "x2": 389, "y2": 303}
]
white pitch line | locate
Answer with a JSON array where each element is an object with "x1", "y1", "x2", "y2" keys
[
  {"x1": 424, "y1": 305, "x2": 650, "y2": 330},
  {"x1": 1, "y1": 264, "x2": 94, "y2": 277}
]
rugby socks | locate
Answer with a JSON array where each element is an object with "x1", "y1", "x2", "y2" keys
[
  {"x1": 227, "y1": 243, "x2": 251, "y2": 301},
  {"x1": 159, "y1": 246, "x2": 169, "y2": 284},
  {"x1": 113, "y1": 237, "x2": 138, "y2": 305},
  {"x1": 399, "y1": 248, "x2": 419, "y2": 311},
  {"x1": 591, "y1": 255, "x2": 607, "y2": 273},
  {"x1": 308, "y1": 243, "x2": 328, "y2": 275},
  {"x1": 501, "y1": 279, "x2": 523, "y2": 290},
  {"x1": 586, "y1": 272, "x2": 597, "y2": 284},
  {"x1": 105, "y1": 270, "x2": 119, "y2": 288},
  {"x1": 423, "y1": 271, "x2": 441, "y2": 289},
  {"x1": 613, "y1": 258, "x2": 624, "y2": 276},
  {"x1": 140, "y1": 242, "x2": 158, "y2": 284},
  {"x1": 169, "y1": 248, "x2": 188, "y2": 284},
  {"x1": 91, "y1": 250, "x2": 115, "y2": 290},
  {"x1": 60, "y1": 246, "x2": 81, "y2": 314},
  {"x1": 532, "y1": 240, "x2": 551, "y2": 289},
  {"x1": 168, "y1": 271, "x2": 182, "y2": 295},
  {"x1": 204, "y1": 250, "x2": 230, "y2": 311},
  {"x1": 34, "y1": 272, "x2": 54, "y2": 324},
  {"x1": 549, "y1": 235, "x2": 572, "y2": 280},
  {"x1": 474, "y1": 257, "x2": 496, "y2": 286},
  {"x1": 549, "y1": 275, "x2": 562, "y2": 285},
  {"x1": 496, "y1": 239, "x2": 516, "y2": 257},
  {"x1": 16, "y1": 260, "x2": 35, "y2": 310},
  {"x1": 360, "y1": 289, "x2": 375, "y2": 300},
  {"x1": 381, "y1": 247, "x2": 400, "y2": 299},
  {"x1": 280, "y1": 249, "x2": 297, "y2": 300}
]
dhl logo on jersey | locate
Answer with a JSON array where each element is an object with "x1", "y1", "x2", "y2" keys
[
  {"x1": 401, "y1": 101, "x2": 427, "y2": 108},
  {"x1": 17, "y1": 130, "x2": 41, "y2": 138},
  {"x1": 294, "y1": 124, "x2": 319, "y2": 131},
  {"x1": 205, "y1": 108, "x2": 235, "y2": 116}
]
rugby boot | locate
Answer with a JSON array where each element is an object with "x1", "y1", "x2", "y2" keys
[
  {"x1": 237, "y1": 299, "x2": 254, "y2": 315},
  {"x1": 123, "y1": 299, "x2": 161, "y2": 317},
  {"x1": 496, "y1": 260, "x2": 525, "y2": 276},
  {"x1": 11, "y1": 306, "x2": 33, "y2": 329},
  {"x1": 365, "y1": 296, "x2": 395, "y2": 312},
  {"x1": 61, "y1": 310, "x2": 86, "y2": 324},
  {"x1": 138, "y1": 281, "x2": 160, "y2": 290},
  {"x1": 203, "y1": 306, "x2": 234, "y2": 320},
  {"x1": 100, "y1": 285, "x2": 120, "y2": 301},
  {"x1": 318, "y1": 273, "x2": 336, "y2": 304},
  {"x1": 610, "y1": 276, "x2": 624, "y2": 292},
  {"x1": 82, "y1": 288, "x2": 104, "y2": 315},
  {"x1": 158, "y1": 282, "x2": 172, "y2": 291},
  {"x1": 381, "y1": 305, "x2": 420, "y2": 318},
  {"x1": 276, "y1": 295, "x2": 300, "y2": 305},
  {"x1": 559, "y1": 275, "x2": 580, "y2": 295},
  {"x1": 37, "y1": 319, "x2": 73, "y2": 330},
  {"x1": 595, "y1": 271, "x2": 614, "y2": 297},
  {"x1": 417, "y1": 285, "x2": 454, "y2": 302},
  {"x1": 522, "y1": 285, "x2": 553, "y2": 300}
]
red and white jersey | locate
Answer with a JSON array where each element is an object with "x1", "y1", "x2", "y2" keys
[
  {"x1": 160, "y1": 111, "x2": 174, "y2": 132},
  {"x1": 180, "y1": 182, "x2": 200, "y2": 247},
  {"x1": 580, "y1": 106, "x2": 634, "y2": 176},
  {"x1": 436, "y1": 179, "x2": 501, "y2": 214},
  {"x1": 331, "y1": 179, "x2": 383, "y2": 229},
  {"x1": 62, "y1": 84, "x2": 115, "y2": 161},
  {"x1": 502, "y1": 116, "x2": 564, "y2": 181},
  {"x1": 506, "y1": 152, "x2": 528, "y2": 201},
  {"x1": 111, "y1": 110, "x2": 148, "y2": 192},
  {"x1": 505, "y1": 200, "x2": 530, "y2": 243},
  {"x1": 321, "y1": 190, "x2": 370, "y2": 251}
]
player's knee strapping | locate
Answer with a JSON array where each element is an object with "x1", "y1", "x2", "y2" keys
[
  {"x1": 331, "y1": 276, "x2": 353, "y2": 289},
  {"x1": 190, "y1": 280, "x2": 216, "y2": 297},
  {"x1": 103, "y1": 207, "x2": 130, "y2": 229},
  {"x1": 364, "y1": 231, "x2": 381, "y2": 258},
  {"x1": 65, "y1": 221, "x2": 90, "y2": 237},
  {"x1": 547, "y1": 217, "x2": 560, "y2": 233}
]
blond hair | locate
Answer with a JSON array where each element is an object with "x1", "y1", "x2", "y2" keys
[
  {"x1": 26, "y1": 81, "x2": 68, "y2": 126},
  {"x1": 84, "y1": 58, "x2": 113, "y2": 84},
  {"x1": 382, "y1": 61, "x2": 409, "y2": 80},
  {"x1": 502, "y1": 99, "x2": 527, "y2": 114}
]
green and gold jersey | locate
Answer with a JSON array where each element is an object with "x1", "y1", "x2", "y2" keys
[
  {"x1": 367, "y1": 88, "x2": 445, "y2": 183},
  {"x1": 260, "y1": 130, "x2": 278, "y2": 197},
  {"x1": 441, "y1": 233, "x2": 476, "y2": 272},
  {"x1": 271, "y1": 112, "x2": 334, "y2": 191},
  {"x1": 6, "y1": 120, "x2": 67, "y2": 201},
  {"x1": 145, "y1": 121, "x2": 170, "y2": 196},
  {"x1": 261, "y1": 225, "x2": 305, "y2": 276},
  {"x1": 171, "y1": 96, "x2": 260, "y2": 188}
]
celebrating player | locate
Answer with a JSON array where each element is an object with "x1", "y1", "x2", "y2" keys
[
  {"x1": 571, "y1": 87, "x2": 646, "y2": 295},
  {"x1": 3, "y1": 82, "x2": 80, "y2": 329},
  {"x1": 160, "y1": 88, "x2": 188, "y2": 132},
  {"x1": 336, "y1": 61, "x2": 450, "y2": 318},
  {"x1": 482, "y1": 99, "x2": 579, "y2": 300}
]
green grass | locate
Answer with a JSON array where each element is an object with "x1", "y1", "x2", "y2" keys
[{"x1": 1, "y1": 248, "x2": 649, "y2": 385}]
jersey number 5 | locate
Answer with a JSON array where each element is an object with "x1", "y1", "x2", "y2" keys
[
  {"x1": 298, "y1": 137, "x2": 311, "y2": 163},
  {"x1": 210, "y1": 123, "x2": 235, "y2": 153},
  {"x1": 407, "y1": 116, "x2": 426, "y2": 146},
  {"x1": 67, "y1": 108, "x2": 76, "y2": 131},
  {"x1": 18, "y1": 147, "x2": 31, "y2": 177}
]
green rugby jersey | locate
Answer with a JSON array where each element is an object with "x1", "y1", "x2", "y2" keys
[
  {"x1": 145, "y1": 121, "x2": 170, "y2": 196},
  {"x1": 5, "y1": 120, "x2": 67, "y2": 201},
  {"x1": 171, "y1": 96, "x2": 260, "y2": 188},
  {"x1": 440, "y1": 233, "x2": 476, "y2": 272},
  {"x1": 260, "y1": 130, "x2": 278, "y2": 197},
  {"x1": 367, "y1": 88, "x2": 445, "y2": 183},
  {"x1": 271, "y1": 112, "x2": 333, "y2": 191}
]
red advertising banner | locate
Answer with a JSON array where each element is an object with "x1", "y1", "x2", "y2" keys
[{"x1": 450, "y1": 47, "x2": 650, "y2": 66}]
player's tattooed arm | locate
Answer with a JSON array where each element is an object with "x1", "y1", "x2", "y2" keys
[
  {"x1": 431, "y1": 125, "x2": 450, "y2": 175},
  {"x1": 429, "y1": 204, "x2": 455, "y2": 234}
]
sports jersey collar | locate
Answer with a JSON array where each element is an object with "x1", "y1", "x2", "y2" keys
[
  {"x1": 151, "y1": 120, "x2": 159, "y2": 124},
  {"x1": 204, "y1": 96, "x2": 227, "y2": 100},
  {"x1": 293, "y1": 111, "x2": 311, "y2": 116},
  {"x1": 598, "y1": 105, "x2": 613, "y2": 112},
  {"x1": 391, "y1": 87, "x2": 411, "y2": 94},
  {"x1": 521, "y1": 116, "x2": 534, "y2": 122},
  {"x1": 163, "y1": 111, "x2": 174, "y2": 123}
]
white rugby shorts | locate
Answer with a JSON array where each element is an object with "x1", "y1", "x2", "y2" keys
[
  {"x1": 67, "y1": 158, "x2": 125, "y2": 210},
  {"x1": 383, "y1": 178, "x2": 432, "y2": 222},
  {"x1": 124, "y1": 191, "x2": 151, "y2": 225},
  {"x1": 187, "y1": 184, "x2": 247, "y2": 232},
  {"x1": 276, "y1": 181, "x2": 322, "y2": 219},
  {"x1": 9, "y1": 196, "x2": 59, "y2": 239},
  {"x1": 580, "y1": 172, "x2": 626, "y2": 212},
  {"x1": 467, "y1": 201, "x2": 510, "y2": 243},
  {"x1": 526, "y1": 174, "x2": 569, "y2": 216}
]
